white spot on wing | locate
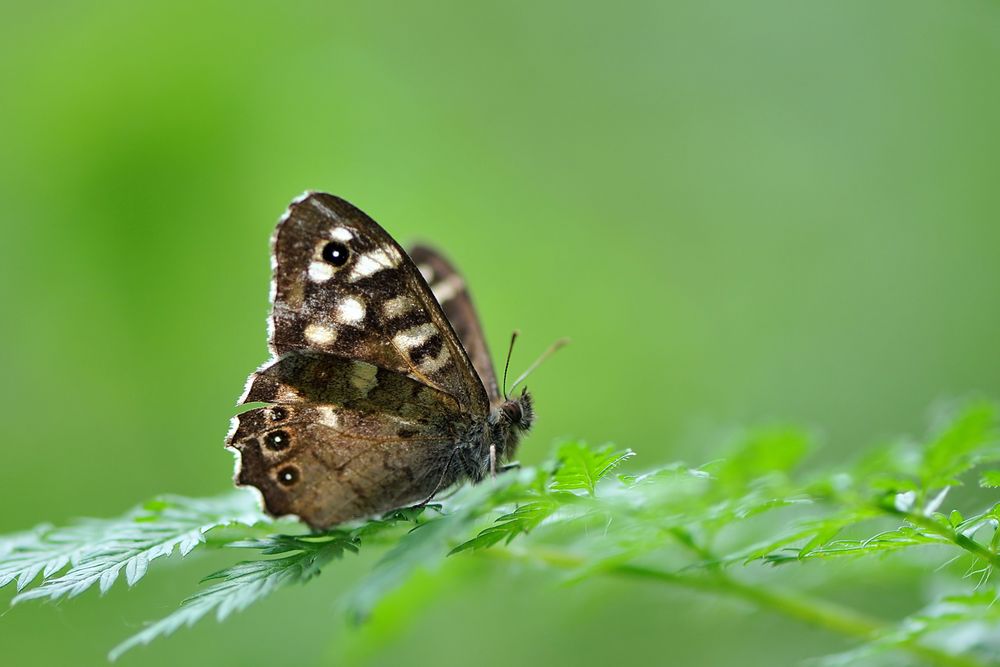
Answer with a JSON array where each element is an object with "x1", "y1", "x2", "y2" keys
[
  {"x1": 330, "y1": 227, "x2": 353, "y2": 241},
  {"x1": 431, "y1": 274, "x2": 464, "y2": 304},
  {"x1": 337, "y1": 296, "x2": 366, "y2": 324},
  {"x1": 420, "y1": 345, "x2": 451, "y2": 374},
  {"x1": 308, "y1": 261, "x2": 334, "y2": 282},
  {"x1": 349, "y1": 247, "x2": 401, "y2": 282},
  {"x1": 393, "y1": 323, "x2": 438, "y2": 349},
  {"x1": 382, "y1": 295, "x2": 417, "y2": 319},
  {"x1": 350, "y1": 254, "x2": 383, "y2": 280},
  {"x1": 304, "y1": 323, "x2": 337, "y2": 345},
  {"x1": 391, "y1": 322, "x2": 450, "y2": 375},
  {"x1": 417, "y1": 263, "x2": 434, "y2": 283},
  {"x1": 316, "y1": 406, "x2": 340, "y2": 428}
]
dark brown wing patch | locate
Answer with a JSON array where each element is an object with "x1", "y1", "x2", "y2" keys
[
  {"x1": 229, "y1": 404, "x2": 461, "y2": 529},
  {"x1": 241, "y1": 351, "x2": 460, "y2": 421}
]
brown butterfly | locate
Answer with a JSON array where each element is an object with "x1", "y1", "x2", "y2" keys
[{"x1": 226, "y1": 192, "x2": 555, "y2": 530}]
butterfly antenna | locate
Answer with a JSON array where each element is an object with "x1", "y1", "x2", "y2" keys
[
  {"x1": 509, "y1": 338, "x2": 570, "y2": 393},
  {"x1": 502, "y1": 330, "x2": 520, "y2": 399}
]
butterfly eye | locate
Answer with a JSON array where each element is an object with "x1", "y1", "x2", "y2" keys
[
  {"x1": 277, "y1": 466, "x2": 299, "y2": 486},
  {"x1": 501, "y1": 402, "x2": 523, "y2": 423},
  {"x1": 321, "y1": 241, "x2": 350, "y2": 266},
  {"x1": 264, "y1": 430, "x2": 291, "y2": 451}
]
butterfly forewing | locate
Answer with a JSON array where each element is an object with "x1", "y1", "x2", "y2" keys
[
  {"x1": 268, "y1": 192, "x2": 488, "y2": 414},
  {"x1": 408, "y1": 245, "x2": 501, "y2": 403}
]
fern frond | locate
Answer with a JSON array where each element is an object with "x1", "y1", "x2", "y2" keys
[
  {"x1": 109, "y1": 530, "x2": 357, "y2": 660},
  {"x1": 3, "y1": 491, "x2": 264, "y2": 602},
  {"x1": 346, "y1": 471, "x2": 523, "y2": 621},
  {"x1": 921, "y1": 402, "x2": 999, "y2": 490},
  {"x1": 551, "y1": 441, "x2": 634, "y2": 496}
]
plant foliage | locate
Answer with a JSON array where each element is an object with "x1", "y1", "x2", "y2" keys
[{"x1": 2, "y1": 402, "x2": 1000, "y2": 666}]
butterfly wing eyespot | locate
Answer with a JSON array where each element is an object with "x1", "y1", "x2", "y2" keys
[
  {"x1": 264, "y1": 430, "x2": 291, "y2": 451},
  {"x1": 276, "y1": 466, "x2": 300, "y2": 486},
  {"x1": 321, "y1": 241, "x2": 349, "y2": 266},
  {"x1": 226, "y1": 404, "x2": 468, "y2": 529}
]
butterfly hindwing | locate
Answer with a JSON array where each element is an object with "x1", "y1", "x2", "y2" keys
[
  {"x1": 268, "y1": 192, "x2": 489, "y2": 414},
  {"x1": 229, "y1": 403, "x2": 465, "y2": 529},
  {"x1": 228, "y1": 351, "x2": 477, "y2": 528}
]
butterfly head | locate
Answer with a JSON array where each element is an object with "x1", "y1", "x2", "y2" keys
[{"x1": 499, "y1": 387, "x2": 534, "y2": 432}]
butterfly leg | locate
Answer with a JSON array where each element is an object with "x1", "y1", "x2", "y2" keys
[
  {"x1": 489, "y1": 444, "x2": 497, "y2": 479},
  {"x1": 414, "y1": 448, "x2": 461, "y2": 508}
]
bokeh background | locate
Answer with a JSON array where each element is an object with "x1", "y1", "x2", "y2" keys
[{"x1": 2, "y1": 1, "x2": 1000, "y2": 665}]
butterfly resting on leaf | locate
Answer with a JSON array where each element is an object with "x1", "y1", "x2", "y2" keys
[{"x1": 226, "y1": 192, "x2": 561, "y2": 530}]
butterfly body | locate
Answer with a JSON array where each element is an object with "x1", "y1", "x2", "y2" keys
[{"x1": 227, "y1": 192, "x2": 533, "y2": 529}]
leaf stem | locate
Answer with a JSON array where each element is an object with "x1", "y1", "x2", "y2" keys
[
  {"x1": 889, "y1": 508, "x2": 1000, "y2": 570},
  {"x1": 500, "y1": 547, "x2": 988, "y2": 667}
]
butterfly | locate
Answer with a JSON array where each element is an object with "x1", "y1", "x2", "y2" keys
[{"x1": 226, "y1": 192, "x2": 552, "y2": 530}]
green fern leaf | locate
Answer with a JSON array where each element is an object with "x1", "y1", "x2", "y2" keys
[
  {"x1": 921, "y1": 402, "x2": 999, "y2": 489},
  {"x1": 551, "y1": 441, "x2": 634, "y2": 496},
  {"x1": 109, "y1": 530, "x2": 357, "y2": 660},
  {"x1": 346, "y1": 472, "x2": 522, "y2": 621},
  {"x1": 4, "y1": 491, "x2": 264, "y2": 602}
]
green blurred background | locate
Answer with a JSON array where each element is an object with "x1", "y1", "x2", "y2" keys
[{"x1": 2, "y1": 1, "x2": 999, "y2": 665}]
